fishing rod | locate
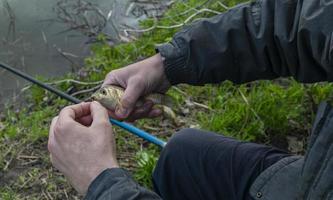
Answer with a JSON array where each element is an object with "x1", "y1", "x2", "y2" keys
[{"x1": 0, "y1": 62, "x2": 167, "y2": 148}]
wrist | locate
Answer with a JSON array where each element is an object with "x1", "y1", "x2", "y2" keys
[
  {"x1": 151, "y1": 53, "x2": 165, "y2": 71},
  {"x1": 152, "y1": 53, "x2": 172, "y2": 88},
  {"x1": 85, "y1": 161, "x2": 120, "y2": 193}
]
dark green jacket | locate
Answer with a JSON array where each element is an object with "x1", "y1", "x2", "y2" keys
[{"x1": 85, "y1": 0, "x2": 333, "y2": 199}]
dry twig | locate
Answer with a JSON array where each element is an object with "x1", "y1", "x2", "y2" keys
[
  {"x1": 123, "y1": 8, "x2": 222, "y2": 35},
  {"x1": 71, "y1": 84, "x2": 101, "y2": 97},
  {"x1": 47, "y1": 79, "x2": 103, "y2": 86}
]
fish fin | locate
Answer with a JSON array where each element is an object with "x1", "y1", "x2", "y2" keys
[{"x1": 146, "y1": 93, "x2": 173, "y2": 107}]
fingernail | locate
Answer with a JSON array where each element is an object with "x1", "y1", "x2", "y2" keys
[
  {"x1": 150, "y1": 109, "x2": 162, "y2": 117},
  {"x1": 116, "y1": 106, "x2": 129, "y2": 118}
]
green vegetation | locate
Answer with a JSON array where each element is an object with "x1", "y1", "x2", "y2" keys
[{"x1": 1, "y1": 0, "x2": 333, "y2": 199}]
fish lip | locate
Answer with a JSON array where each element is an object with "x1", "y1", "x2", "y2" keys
[{"x1": 89, "y1": 95, "x2": 97, "y2": 101}]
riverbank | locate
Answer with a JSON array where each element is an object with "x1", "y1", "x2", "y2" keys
[
  {"x1": 0, "y1": 0, "x2": 172, "y2": 107},
  {"x1": 1, "y1": 0, "x2": 333, "y2": 199}
]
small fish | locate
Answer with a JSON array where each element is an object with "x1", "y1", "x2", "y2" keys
[{"x1": 91, "y1": 85, "x2": 172, "y2": 111}]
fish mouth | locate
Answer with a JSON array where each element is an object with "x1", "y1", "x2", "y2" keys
[{"x1": 89, "y1": 95, "x2": 97, "y2": 102}]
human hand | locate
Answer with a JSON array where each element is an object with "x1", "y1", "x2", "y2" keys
[
  {"x1": 48, "y1": 101, "x2": 119, "y2": 195},
  {"x1": 103, "y1": 53, "x2": 171, "y2": 121}
]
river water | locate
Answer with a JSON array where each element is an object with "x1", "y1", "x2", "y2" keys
[{"x1": 0, "y1": 0, "x2": 171, "y2": 108}]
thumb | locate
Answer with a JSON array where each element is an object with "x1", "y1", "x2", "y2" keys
[
  {"x1": 116, "y1": 77, "x2": 145, "y2": 119},
  {"x1": 91, "y1": 101, "x2": 110, "y2": 126}
]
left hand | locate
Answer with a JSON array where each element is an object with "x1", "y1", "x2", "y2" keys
[{"x1": 48, "y1": 101, "x2": 119, "y2": 195}]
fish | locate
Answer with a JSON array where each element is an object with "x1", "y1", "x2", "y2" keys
[{"x1": 91, "y1": 85, "x2": 177, "y2": 122}]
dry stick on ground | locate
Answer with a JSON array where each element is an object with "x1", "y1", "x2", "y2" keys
[
  {"x1": 164, "y1": 0, "x2": 211, "y2": 19},
  {"x1": 238, "y1": 88, "x2": 263, "y2": 122},
  {"x1": 71, "y1": 84, "x2": 102, "y2": 97},
  {"x1": 46, "y1": 79, "x2": 103, "y2": 86},
  {"x1": 192, "y1": 101, "x2": 213, "y2": 111},
  {"x1": 172, "y1": 86, "x2": 212, "y2": 111},
  {"x1": 172, "y1": 86, "x2": 188, "y2": 96},
  {"x1": 123, "y1": 8, "x2": 222, "y2": 35},
  {"x1": 217, "y1": 1, "x2": 230, "y2": 10},
  {"x1": 3, "y1": 143, "x2": 14, "y2": 171},
  {"x1": 20, "y1": 80, "x2": 103, "y2": 94}
]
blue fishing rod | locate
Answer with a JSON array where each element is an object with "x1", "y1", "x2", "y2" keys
[{"x1": 0, "y1": 62, "x2": 167, "y2": 148}]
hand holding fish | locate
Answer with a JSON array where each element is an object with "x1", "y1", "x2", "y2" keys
[{"x1": 102, "y1": 53, "x2": 171, "y2": 121}]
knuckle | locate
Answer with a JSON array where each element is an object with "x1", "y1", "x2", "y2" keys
[
  {"x1": 54, "y1": 122, "x2": 65, "y2": 135},
  {"x1": 106, "y1": 70, "x2": 119, "y2": 81},
  {"x1": 96, "y1": 119, "x2": 111, "y2": 127},
  {"x1": 47, "y1": 140, "x2": 55, "y2": 153},
  {"x1": 106, "y1": 71, "x2": 114, "y2": 79},
  {"x1": 101, "y1": 119, "x2": 110, "y2": 126},
  {"x1": 51, "y1": 117, "x2": 57, "y2": 124}
]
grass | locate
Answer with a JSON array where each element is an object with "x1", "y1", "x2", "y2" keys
[{"x1": 1, "y1": 0, "x2": 333, "y2": 198}]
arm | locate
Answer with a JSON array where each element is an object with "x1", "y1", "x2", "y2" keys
[
  {"x1": 157, "y1": 0, "x2": 333, "y2": 85},
  {"x1": 47, "y1": 102, "x2": 161, "y2": 200}
]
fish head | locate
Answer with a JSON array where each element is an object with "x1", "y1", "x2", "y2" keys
[{"x1": 91, "y1": 86, "x2": 121, "y2": 110}]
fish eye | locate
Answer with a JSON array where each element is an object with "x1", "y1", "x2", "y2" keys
[{"x1": 102, "y1": 89, "x2": 107, "y2": 95}]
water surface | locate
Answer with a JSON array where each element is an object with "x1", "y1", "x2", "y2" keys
[{"x1": 0, "y1": 0, "x2": 170, "y2": 108}]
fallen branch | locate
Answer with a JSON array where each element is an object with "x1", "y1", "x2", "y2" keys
[
  {"x1": 161, "y1": 0, "x2": 210, "y2": 19},
  {"x1": 192, "y1": 101, "x2": 213, "y2": 111},
  {"x1": 217, "y1": 2, "x2": 230, "y2": 10},
  {"x1": 123, "y1": 8, "x2": 222, "y2": 35},
  {"x1": 20, "y1": 79, "x2": 103, "y2": 93},
  {"x1": 238, "y1": 89, "x2": 262, "y2": 121},
  {"x1": 71, "y1": 84, "x2": 101, "y2": 97},
  {"x1": 172, "y1": 86, "x2": 188, "y2": 96},
  {"x1": 47, "y1": 79, "x2": 103, "y2": 86}
]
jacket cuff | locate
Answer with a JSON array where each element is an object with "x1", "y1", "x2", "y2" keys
[
  {"x1": 156, "y1": 42, "x2": 196, "y2": 85},
  {"x1": 85, "y1": 168, "x2": 131, "y2": 200}
]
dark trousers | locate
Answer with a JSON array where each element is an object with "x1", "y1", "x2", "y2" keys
[{"x1": 152, "y1": 129, "x2": 291, "y2": 200}]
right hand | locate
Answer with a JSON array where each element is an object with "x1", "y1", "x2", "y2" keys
[
  {"x1": 48, "y1": 102, "x2": 119, "y2": 195},
  {"x1": 103, "y1": 53, "x2": 171, "y2": 121}
]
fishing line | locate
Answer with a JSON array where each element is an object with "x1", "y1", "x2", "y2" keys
[{"x1": 0, "y1": 62, "x2": 167, "y2": 148}]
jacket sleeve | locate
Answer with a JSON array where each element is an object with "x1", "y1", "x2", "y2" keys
[
  {"x1": 157, "y1": 0, "x2": 333, "y2": 85},
  {"x1": 85, "y1": 168, "x2": 162, "y2": 200}
]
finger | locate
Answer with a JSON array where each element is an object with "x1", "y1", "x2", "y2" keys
[
  {"x1": 107, "y1": 110, "x2": 123, "y2": 121},
  {"x1": 126, "y1": 101, "x2": 154, "y2": 121},
  {"x1": 58, "y1": 102, "x2": 91, "y2": 124},
  {"x1": 116, "y1": 77, "x2": 145, "y2": 119},
  {"x1": 91, "y1": 101, "x2": 110, "y2": 126},
  {"x1": 49, "y1": 116, "x2": 58, "y2": 136},
  {"x1": 147, "y1": 109, "x2": 163, "y2": 118},
  {"x1": 102, "y1": 71, "x2": 123, "y2": 87},
  {"x1": 77, "y1": 115, "x2": 93, "y2": 126},
  {"x1": 48, "y1": 116, "x2": 58, "y2": 153}
]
